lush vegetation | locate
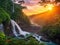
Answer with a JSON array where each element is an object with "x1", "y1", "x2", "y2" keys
[
  {"x1": 0, "y1": 31, "x2": 45, "y2": 45},
  {"x1": 0, "y1": 0, "x2": 30, "y2": 25},
  {"x1": 0, "y1": 7, "x2": 10, "y2": 24},
  {"x1": 0, "y1": 0, "x2": 31, "y2": 36},
  {"x1": 41, "y1": 14, "x2": 60, "y2": 44}
]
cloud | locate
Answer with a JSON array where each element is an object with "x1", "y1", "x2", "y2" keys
[{"x1": 24, "y1": 0, "x2": 40, "y2": 5}]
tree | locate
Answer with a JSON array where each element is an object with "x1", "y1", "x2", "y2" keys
[
  {"x1": 0, "y1": 0, "x2": 31, "y2": 25},
  {"x1": 55, "y1": 0, "x2": 60, "y2": 2}
]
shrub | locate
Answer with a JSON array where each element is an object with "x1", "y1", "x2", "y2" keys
[
  {"x1": 26, "y1": 37, "x2": 39, "y2": 45},
  {"x1": 0, "y1": 31, "x2": 7, "y2": 45},
  {"x1": 0, "y1": 32, "x2": 45, "y2": 45}
]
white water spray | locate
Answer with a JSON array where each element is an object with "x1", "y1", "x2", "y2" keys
[
  {"x1": 11, "y1": 20, "x2": 42, "y2": 41},
  {"x1": 11, "y1": 20, "x2": 30, "y2": 37}
]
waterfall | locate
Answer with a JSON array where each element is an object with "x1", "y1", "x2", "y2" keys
[
  {"x1": 11, "y1": 20, "x2": 18, "y2": 37},
  {"x1": 0, "y1": 24, "x2": 4, "y2": 32},
  {"x1": 11, "y1": 20, "x2": 30, "y2": 37},
  {"x1": 10, "y1": 20, "x2": 42, "y2": 41},
  {"x1": 11, "y1": 0, "x2": 15, "y2": 13},
  {"x1": 33, "y1": 34, "x2": 42, "y2": 41}
]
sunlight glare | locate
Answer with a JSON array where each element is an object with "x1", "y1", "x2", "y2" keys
[
  {"x1": 22, "y1": 4, "x2": 54, "y2": 16},
  {"x1": 46, "y1": 4, "x2": 54, "y2": 10}
]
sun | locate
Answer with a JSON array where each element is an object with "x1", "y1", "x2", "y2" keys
[
  {"x1": 48, "y1": 6, "x2": 53, "y2": 10},
  {"x1": 46, "y1": 4, "x2": 54, "y2": 10}
]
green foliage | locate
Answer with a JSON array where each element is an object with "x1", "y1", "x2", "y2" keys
[
  {"x1": 0, "y1": 31, "x2": 6, "y2": 45},
  {"x1": 41, "y1": 24, "x2": 60, "y2": 39},
  {"x1": 0, "y1": 31, "x2": 45, "y2": 45},
  {"x1": 0, "y1": 31, "x2": 5, "y2": 39},
  {"x1": 0, "y1": 0, "x2": 31, "y2": 25},
  {"x1": 0, "y1": 7, "x2": 10, "y2": 24},
  {"x1": 26, "y1": 37, "x2": 39, "y2": 45},
  {"x1": 0, "y1": 0, "x2": 13, "y2": 15},
  {"x1": 39, "y1": 43, "x2": 45, "y2": 45},
  {"x1": 6, "y1": 37, "x2": 45, "y2": 45},
  {"x1": 0, "y1": 0, "x2": 30, "y2": 37},
  {"x1": 41, "y1": 15, "x2": 60, "y2": 44}
]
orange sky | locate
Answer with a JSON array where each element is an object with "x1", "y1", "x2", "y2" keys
[
  {"x1": 21, "y1": 0, "x2": 57, "y2": 16},
  {"x1": 22, "y1": 4, "x2": 54, "y2": 16},
  {"x1": 22, "y1": 6, "x2": 48, "y2": 16}
]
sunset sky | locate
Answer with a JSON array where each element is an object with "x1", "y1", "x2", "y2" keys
[
  {"x1": 22, "y1": 0, "x2": 43, "y2": 16},
  {"x1": 22, "y1": 5, "x2": 49, "y2": 16},
  {"x1": 21, "y1": 0, "x2": 56, "y2": 16},
  {"x1": 19, "y1": 0, "x2": 60, "y2": 16}
]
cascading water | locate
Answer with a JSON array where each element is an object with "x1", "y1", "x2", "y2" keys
[
  {"x1": 11, "y1": 20, "x2": 30, "y2": 37},
  {"x1": 11, "y1": 19, "x2": 42, "y2": 41},
  {"x1": 0, "y1": 24, "x2": 4, "y2": 32},
  {"x1": 11, "y1": 20, "x2": 18, "y2": 37},
  {"x1": 11, "y1": 0, "x2": 15, "y2": 13}
]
